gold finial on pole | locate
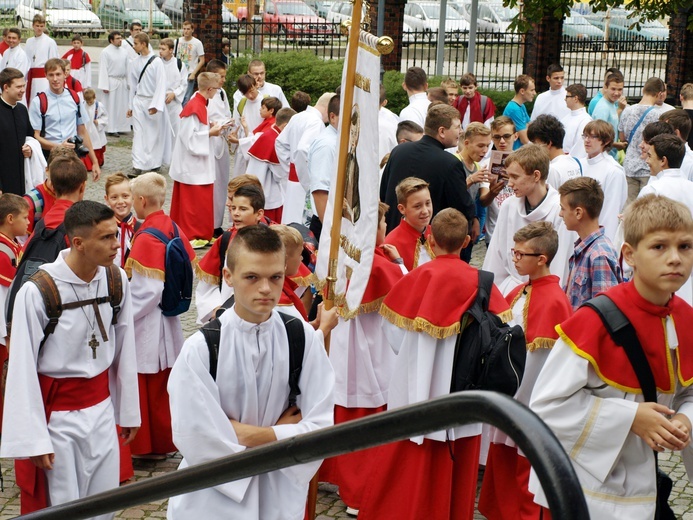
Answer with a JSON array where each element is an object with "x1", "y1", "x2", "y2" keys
[{"x1": 377, "y1": 36, "x2": 395, "y2": 54}]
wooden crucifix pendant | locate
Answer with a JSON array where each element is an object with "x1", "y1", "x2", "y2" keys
[{"x1": 89, "y1": 333, "x2": 99, "y2": 359}]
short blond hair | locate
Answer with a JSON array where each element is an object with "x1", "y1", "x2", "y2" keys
[
  {"x1": 272, "y1": 224, "x2": 303, "y2": 252},
  {"x1": 681, "y1": 83, "x2": 693, "y2": 101},
  {"x1": 105, "y1": 172, "x2": 131, "y2": 195},
  {"x1": 197, "y1": 72, "x2": 217, "y2": 91},
  {"x1": 464, "y1": 122, "x2": 491, "y2": 140},
  {"x1": 440, "y1": 77, "x2": 458, "y2": 90},
  {"x1": 83, "y1": 88, "x2": 96, "y2": 103},
  {"x1": 130, "y1": 172, "x2": 166, "y2": 207},
  {"x1": 505, "y1": 144, "x2": 550, "y2": 181},
  {"x1": 395, "y1": 177, "x2": 430, "y2": 205},
  {"x1": 623, "y1": 194, "x2": 693, "y2": 248}
]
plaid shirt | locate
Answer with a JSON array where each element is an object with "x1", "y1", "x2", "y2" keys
[{"x1": 565, "y1": 227, "x2": 623, "y2": 310}]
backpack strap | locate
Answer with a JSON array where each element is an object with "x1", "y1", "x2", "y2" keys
[
  {"x1": 0, "y1": 243, "x2": 16, "y2": 266},
  {"x1": 201, "y1": 318, "x2": 222, "y2": 380},
  {"x1": 66, "y1": 87, "x2": 81, "y2": 117},
  {"x1": 480, "y1": 95, "x2": 488, "y2": 119},
  {"x1": 28, "y1": 270, "x2": 62, "y2": 350},
  {"x1": 237, "y1": 96, "x2": 247, "y2": 117},
  {"x1": 105, "y1": 264, "x2": 123, "y2": 325},
  {"x1": 38, "y1": 91, "x2": 48, "y2": 137},
  {"x1": 176, "y1": 57, "x2": 183, "y2": 72},
  {"x1": 138, "y1": 55, "x2": 157, "y2": 84},
  {"x1": 173, "y1": 38, "x2": 179, "y2": 57},
  {"x1": 217, "y1": 230, "x2": 233, "y2": 289},
  {"x1": 573, "y1": 156, "x2": 583, "y2": 176},
  {"x1": 278, "y1": 311, "x2": 305, "y2": 407}
]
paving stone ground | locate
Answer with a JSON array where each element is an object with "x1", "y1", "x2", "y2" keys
[{"x1": 3, "y1": 129, "x2": 693, "y2": 519}]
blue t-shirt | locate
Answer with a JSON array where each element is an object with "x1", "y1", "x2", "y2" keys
[
  {"x1": 592, "y1": 97, "x2": 620, "y2": 159},
  {"x1": 503, "y1": 100, "x2": 529, "y2": 150},
  {"x1": 588, "y1": 91, "x2": 603, "y2": 116}
]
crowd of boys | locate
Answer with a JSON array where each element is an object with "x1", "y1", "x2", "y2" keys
[{"x1": 4, "y1": 24, "x2": 693, "y2": 520}]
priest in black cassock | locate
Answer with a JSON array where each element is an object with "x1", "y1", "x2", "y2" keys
[{"x1": 0, "y1": 67, "x2": 34, "y2": 196}]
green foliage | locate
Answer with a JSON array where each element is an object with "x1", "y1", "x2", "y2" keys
[{"x1": 225, "y1": 51, "x2": 344, "y2": 106}]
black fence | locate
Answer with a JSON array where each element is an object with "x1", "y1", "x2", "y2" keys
[{"x1": 17, "y1": 392, "x2": 588, "y2": 520}]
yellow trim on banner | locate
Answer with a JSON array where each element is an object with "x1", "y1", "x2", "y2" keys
[{"x1": 358, "y1": 41, "x2": 380, "y2": 56}]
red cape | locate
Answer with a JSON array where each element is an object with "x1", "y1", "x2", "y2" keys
[
  {"x1": 506, "y1": 275, "x2": 572, "y2": 351},
  {"x1": 278, "y1": 277, "x2": 308, "y2": 320},
  {"x1": 195, "y1": 227, "x2": 239, "y2": 285},
  {"x1": 381, "y1": 255, "x2": 511, "y2": 339},
  {"x1": 558, "y1": 281, "x2": 693, "y2": 393},
  {"x1": 180, "y1": 91, "x2": 208, "y2": 125},
  {"x1": 253, "y1": 116, "x2": 275, "y2": 135},
  {"x1": 0, "y1": 42, "x2": 8, "y2": 56},
  {"x1": 62, "y1": 48, "x2": 91, "y2": 71},
  {"x1": 126, "y1": 210, "x2": 195, "y2": 280},
  {"x1": 248, "y1": 124, "x2": 281, "y2": 164},
  {"x1": 454, "y1": 91, "x2": 496, "y2": 123},
  {"x1": 0, "y1": 233, "x2": 21, "y2": 288},
  {"x1": 65, "y1": 75, "x2": 83, "y2": 93},
  {"x1": 384, "y1": 220, "x2": 433, "y2": 272}
]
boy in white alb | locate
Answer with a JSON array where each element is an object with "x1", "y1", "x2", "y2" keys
[
  {"x1": 169, "y1": 72, "x2": 224, "y2": 247},
  {"x1": 159, "y1": 38, "x2": 188, "y2": 165},
  {"x1": 561, "y1": 83, "x2": 592, "y2": 158},
  {"x1": 167, "y1": 225, "x2": 335, "y2": 520},
  {"x1": 82, "y1": 88, "x2": 108, "y2": 172},
  {"x1": 482, "y1": 144, "x2": 574, "y2": 295},
  {"x1": 98, "y1": 31, "x2": 130, "y2": 135},
  {"x1": 231, "y1": 74, "x2": 264, "y2": 176},
  {"x1": 125, "y1": 173, "x2": 196, "y2": 459},
  {"x1": 206, "y1": 60, "x2": 233, "y2": 235},
  {"x1": 0, "y1": 28, "x2": 30, "y2": 80},
  {"x1": 529, "y1": 194, "x2": 693, "y2": 520},
  {"x1": 580, "y1": 119, "x2": 627, "y2": 242},
  {"x1": 527, "y1": 114, "x2": 582, "y2": 189},
  {"x1": 1, "y1": 200, "x2": 140, "y2": 515},
  {"x1": 103, "y1": 173, "x2": 138, "y2": 269},
  {"x1": 127, "y1": 33, "x2": 167, "y2": 176},
  {"x1": 232, "y1": 59, "x2": 289, "y2": 110},
  {"x1": 24, "y1": 15, "x2": 58, "y2": 105},
  {"x1": 530, "y1": 64, "x2": 570, "y2": 122}
]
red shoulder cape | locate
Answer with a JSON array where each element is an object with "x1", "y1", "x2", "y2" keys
[
  {"x1": 62, "y1": 48, "x2": 91, "y2": 71},
  {"x1": 506, "y1": 275, "x2": 572, "y2": 351},
  {"x1": 248, "y1": 124, "x2": 281, "y2": 164},
  {"x1": 180, "y1": 92, "x2": 208, "y2": 125},
  {"x1": 380, "y1": 255, "x2": 511, "y2": 339},
  {"x1": 558, "y1": 281, "x2": 693, "y2": 393},
  {"x1": 383, "y1": 220, "x2": 433, "y2": 272},
  {"x1": 0, "y1": 233, "x2": 21, "y2": 287},
  {"x1": 195, "y1": 227, "x2": 238, "y2": 285},
  {"x1": 253, "y1": 116, "x2": 275, "y2": 135},
  {"x1": 278, "y1": 277, "x2": 308, "y2": 320},
  {"x1": 126, "y1": 210, "x2": 196, "y2": 280}
]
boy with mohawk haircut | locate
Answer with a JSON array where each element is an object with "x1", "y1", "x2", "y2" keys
[
  {"x1": 529, "y1": 194, "x2": 693, "y2": 520},
  {"x1": 383, "y1": 177, "x2": 434, "y2": 271},
  {"x1": 321, "y1": 202, "x2": 405, "y2": 515},
  {"x1": 359, "y1": 208, "x2": 510, "y2": 520},
  {"x1": 479, "y1": 221, "x2": 572, "y2": 520}
]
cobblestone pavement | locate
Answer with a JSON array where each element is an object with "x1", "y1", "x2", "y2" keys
[{"x1": 3, "y1": 132, "x2": 693, "y2": 519}]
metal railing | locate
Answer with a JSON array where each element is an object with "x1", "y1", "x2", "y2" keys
[{"x1": 18, "y1": 391, "x2": 588, "y2": 520}]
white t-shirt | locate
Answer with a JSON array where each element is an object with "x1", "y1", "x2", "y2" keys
[{"x1": 175, "y1": 37, "x2": 204, "y2": 71}]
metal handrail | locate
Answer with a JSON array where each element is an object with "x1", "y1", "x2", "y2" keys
[{"x1": 19, "y1": 391, "x2": 588, "y2": 519}]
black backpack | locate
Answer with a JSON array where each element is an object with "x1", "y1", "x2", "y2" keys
[
  {"x1": 449, "y1": 270, "x2": 526, "y2": 396},
  {"x1": 201, "y1": 296, "x2": 305, "y2": 407},
  {"x1": 6, "y1": 220, "x2": 69, "y2": 327},
  {"x1": 138, "y1": 224, "x2": 193, "y2": 317}
]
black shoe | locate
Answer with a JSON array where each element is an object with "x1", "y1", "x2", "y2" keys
[
  {"x1": 127, "y1": 169, "x2": 142, "y2": 179},
  {"x1": 213, "y1": 227, "x2": 224, "y2": 238},
  {"x1": 107, "y1": 132, "x2": 121, "y2": 137}
]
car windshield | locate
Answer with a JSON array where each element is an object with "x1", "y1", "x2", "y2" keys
[
  {"x1": 126, "y1": 0, "x2": 151, "y2": 10},
  {"x1": 640, "y1": 19, "x2": 665, "y2": 28},
  {"x1": 420, "y1": 3, "x2": 462, "y2": 19},
  {"x1": 489, "y1": 4, "x2": 517, "y2": 21},
  {"x1": 47, "y1": 0, "x2": 87, "y2": 9},
  {"x1": 277, "y1": 2, "x2": 315, "y2": 15}
]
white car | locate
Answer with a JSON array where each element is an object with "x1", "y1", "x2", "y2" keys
[
  {"x1": 403, "y1": 1, "x2": 469, "y2": 39},
  {"x1": 16, "y1": 0, "x2": 103, "y2": 37},
  {"x1": 455, "y1": 1, "x2": 517, "y2": 33}
]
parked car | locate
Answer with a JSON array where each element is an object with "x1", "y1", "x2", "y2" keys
[
  {"x1": 455, "y1": 1, "x2": 516, "y2": 32},
  {"x1": 304, "y1": 0, "x2": 331, "y2": 18},
  {"x1": 97, "y1": 0, "x2": 173, "y2": 36},
  {"x1": 15, "y1": 0, "x2": 103, "y2": 37},
  {"x1": 582, "y1": 8, "x2": 668, "y2": 51},
  {"x1": 258, "y1": 0, "x2": 332, "y2": 43},
  {"x1": 162, "y1": 0, "x2": 238, "y2": 35},
  {"x1": 562, "y1": 11, "x2": 604, "y2": 51},
  {"x1": 403, "y1": 1, "x2": 469, "y2": 41},
  {"x1": 1, "y1": 0, "x2": 19, "y2": 15}
]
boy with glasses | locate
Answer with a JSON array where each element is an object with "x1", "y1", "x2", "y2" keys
[
  {"x1": 558, "y1": 176, "x2": 621, "y2": 309},
  {"x1": 561, "y1": 83, "x2": 592, "y2": 158}
]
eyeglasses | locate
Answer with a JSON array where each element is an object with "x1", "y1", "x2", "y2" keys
[
  {"x1": 492, "y1": 133, "x2": 514, "y2": 141},
  {"x1": 511, "y1": 249, "x2": 544, "y2": 261},
  {"x1": 565, "y1": 94, "x2": 576, "y2": 99},
  {"x1": 582, "y1": 134, "x2": 599, "y2": 140}
]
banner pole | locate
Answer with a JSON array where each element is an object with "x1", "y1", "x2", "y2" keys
[{"x1": 323, "y1": 0, "x2": 363, "y2": 311}]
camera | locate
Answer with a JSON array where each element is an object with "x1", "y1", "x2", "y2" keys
[{"x1": 67, "y1": 135, "x2": 90, "y2": 158}]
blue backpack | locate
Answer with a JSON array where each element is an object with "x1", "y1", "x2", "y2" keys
[{"x1": 140, "y1": 224, "x2": 193, "y2": 317}]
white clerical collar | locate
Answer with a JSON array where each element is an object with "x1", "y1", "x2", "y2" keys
[
  {"x1": 571, "y1": 107, "x2": 586, "y2": 116},
  {"x1": 0, "y1": 95, "x2": 17, "y2": 108},
  {"x1": 550, "y1": 87, "x2": 565, "y2": 96},
  {"x1": 656, "y1": 168, "x2": 683, "y2": 179}
]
